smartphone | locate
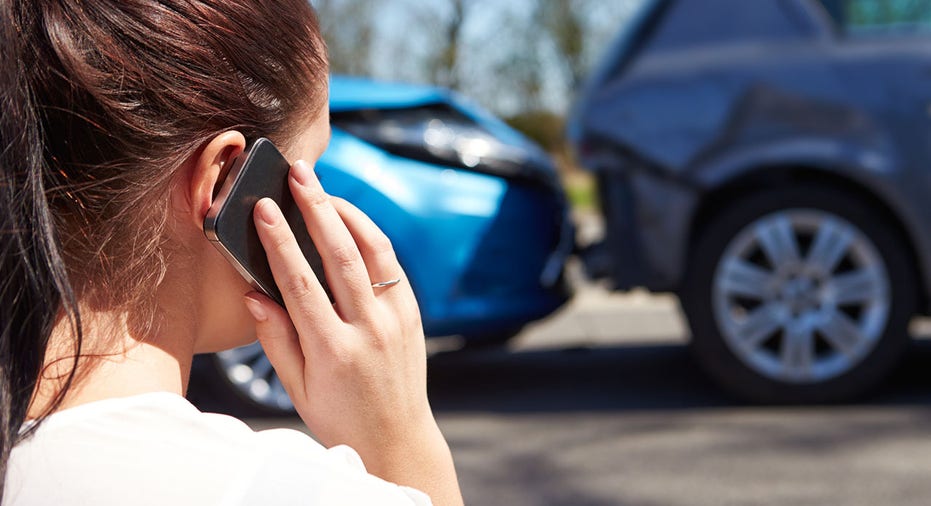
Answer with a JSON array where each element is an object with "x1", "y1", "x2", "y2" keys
[{"x1": 204, "y1": 137, "x2": 330, "y2": 306}]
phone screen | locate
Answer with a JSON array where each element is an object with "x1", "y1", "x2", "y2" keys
[{"x1": 204, "y1": 138, "x2": 330, "y2": 306}]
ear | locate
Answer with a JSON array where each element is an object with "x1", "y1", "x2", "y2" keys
[{"x1": 186, "y1": 131, "x2": 247, "y2": 230}]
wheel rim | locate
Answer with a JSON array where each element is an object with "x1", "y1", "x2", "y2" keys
[
  {"x1": 712, "y1": 209, "x2": 891, "y2": 384},
  {"x1": 216, "y1": 343, "x2": 294, "y2": 411}
]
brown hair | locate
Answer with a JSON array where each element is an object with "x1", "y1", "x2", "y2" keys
[{"x1": 0, "y1": 0, "x2": 327, "y2": 495}]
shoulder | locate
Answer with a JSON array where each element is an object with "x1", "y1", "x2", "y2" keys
[
  {"x1": 232, "y1": 430, "x2": 433, "y2": 505},
  {"x1": 6, "y1": 393, "x2": 431, "y2": 506},
  {"x1": 7, "y1": 393, "x2": 269, "y2": 504}
]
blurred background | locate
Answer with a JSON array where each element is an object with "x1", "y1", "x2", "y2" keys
[
  {"x1": 314, "y1": 0, "x2": 634, "y2": 207},
  {"x1": 189, "y1": 0, "x2": 931, "y2": 504}
]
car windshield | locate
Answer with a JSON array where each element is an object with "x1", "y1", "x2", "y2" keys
[{"x1": 819, "y1": 0, "x2": 931, "y2": 36}]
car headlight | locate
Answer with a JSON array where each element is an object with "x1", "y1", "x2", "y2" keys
[{"x1": 331, "y1": 104, "x2": 556, "y2": 182}]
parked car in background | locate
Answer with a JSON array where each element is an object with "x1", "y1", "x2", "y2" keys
[
  {"x1": 569, "y1": 0, "x2": 931, "y2": 403},
  {"x1": 193, "y1": 76, "x2": 574, "y2": 414}
]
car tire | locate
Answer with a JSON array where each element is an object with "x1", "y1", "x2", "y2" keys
[
  {"x1": 192, "y1": 344, "x2": 296, "y2": 417},
  {"x1": 681, "y1": 184, "x2": 916, "y2": 403}
]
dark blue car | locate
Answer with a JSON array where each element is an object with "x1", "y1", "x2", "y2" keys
[
  {"x1": 194, "y1": 76, "x2": 574, "y2": 414},
  {"x1": 570, "y1": 0, "x2": 931, "y2": 403}
]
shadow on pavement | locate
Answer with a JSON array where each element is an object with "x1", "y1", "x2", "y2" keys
[{"x1": 427, "y1": 338, "x2": 931, "y2": 414}]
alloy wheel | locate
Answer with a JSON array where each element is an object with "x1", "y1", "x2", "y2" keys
[
  {"x1": 712, "y1": 209, "x2": 891, "y2": 384},
  {"x1": 215, "y1": 343, "x2": 294, "y2": 412}
]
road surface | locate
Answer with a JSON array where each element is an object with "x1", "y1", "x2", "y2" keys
[{"x1": 246, "y1": 282, "x2": 931, "y2": 505}]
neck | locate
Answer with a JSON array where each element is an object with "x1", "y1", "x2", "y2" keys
[{"x1": 27, "y1": 304, "x2": 196, "y2": 419}]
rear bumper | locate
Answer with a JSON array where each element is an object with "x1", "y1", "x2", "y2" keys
[{"x1": 590, "y1": 169, "x2": 698, "y2": 292}]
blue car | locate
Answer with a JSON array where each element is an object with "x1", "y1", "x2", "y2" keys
[
  {"x1": 192, "y1": 76, "x2": 574, "y2": 414},
  {"x1": 569, "y1": 0, "x2": 931, "y2": 403}
]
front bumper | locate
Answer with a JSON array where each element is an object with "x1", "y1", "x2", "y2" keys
[
  {"x1": 425, "y1": 181, "x2": 573, "y2": 337},
  {"x1": 542, "y1": 205, "x2": 577, "y2": 288}
]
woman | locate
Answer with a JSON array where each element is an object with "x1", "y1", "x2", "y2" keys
[{"x1": 0, "y1": 1, "x2": 463, "y2": 505}]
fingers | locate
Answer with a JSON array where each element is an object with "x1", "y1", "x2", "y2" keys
[
  {"x1": 253, "y1": 198, "x2": 334, "y2": 333},
  {"x1": 330, "y1": 198, "x2": 405, "y2": 288},
  {"x1": 288, "y1": 161, "x2": 375, "y2": 320},
  {"x1": 243, "y1": 291, "x2": 306, "y2": 400}
]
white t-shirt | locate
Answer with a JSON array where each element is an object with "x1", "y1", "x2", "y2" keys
[{"x1": 4, "y1": 392, "x2": 432, "y2": 506}]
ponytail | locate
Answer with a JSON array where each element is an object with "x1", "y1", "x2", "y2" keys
[{"x1": 0, "y1": 0, "x2": 82, "y2": 495}]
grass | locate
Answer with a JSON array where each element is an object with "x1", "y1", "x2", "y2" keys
[
  {"x1": 564, "y1": 171, "x2": 597, "y2": 211},
  {"x1": 551, "y1": 149, "x2": 598, "y2": 213}
]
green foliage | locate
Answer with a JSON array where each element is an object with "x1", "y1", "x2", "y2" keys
[
  {"x1": 565, "y1": 172, "x2": 597, "y2": 211},
  {"x1": 312, "y1": 0, "x2": 636, "y2": 116},
  {"x1": 314, "y1": 0, "x2": 376, "y2": 76},
  {"x1": 536, "y1": 0, "x2": 588, "y2": 90},
  {"x1": 505, "y1": 110, "x2": 599, "y2": 211},
  {"x1": 504, "y1": 110, "x2": 566, "y2": 152}
]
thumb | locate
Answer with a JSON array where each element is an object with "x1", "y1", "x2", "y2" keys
[{"x1": 243, "y1": 291, "x2": 306, "y2": 400}]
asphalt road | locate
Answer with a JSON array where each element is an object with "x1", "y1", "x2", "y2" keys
[{"x1": 244, "y1": 283, "x2": 931, "y2": 505}]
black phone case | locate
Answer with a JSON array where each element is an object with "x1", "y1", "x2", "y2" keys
[{"x1": 204, "y1": 138, "x2": 330, "y2": 306}]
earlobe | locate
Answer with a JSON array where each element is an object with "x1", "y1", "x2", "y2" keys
[{"x1": 189, "y1": 131, "x2": 247, "y2": 230}]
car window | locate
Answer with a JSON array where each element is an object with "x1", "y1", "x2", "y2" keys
[{"x1": 818, "y1": 0, "x2": 931, "y2": 36}]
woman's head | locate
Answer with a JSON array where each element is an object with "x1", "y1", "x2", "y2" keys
[
  {"x1": 0, "y1": 0, "x2": 329, "y2": 491},
  {"x1": 26, "y1": 0, "x2": 328, "y2": 314}
]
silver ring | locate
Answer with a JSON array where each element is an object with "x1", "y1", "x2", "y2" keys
[{"x1": 371, "y1": 278, "x2": 402, "y2": 289}]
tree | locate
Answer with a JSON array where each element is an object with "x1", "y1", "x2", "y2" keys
[
  {"x1": 311, "y1": 0, "x2": 635, "y2": 115},
  {"x1": 430, "y1": 0, "x2": 467, "y2": 89},
  {"x1": 536, "y1": 0, "x2": 588, "y2": 92},
  {"x1": 313, "y1": 0, "x2": 376, "y2": 76},
  {"x1": 399, "y1": 0, "x2": 472, "y2": 90}
]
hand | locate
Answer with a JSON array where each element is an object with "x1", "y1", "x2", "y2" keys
[{"x1": 242, "y1": 160, "x2": 462, "y2": 505}]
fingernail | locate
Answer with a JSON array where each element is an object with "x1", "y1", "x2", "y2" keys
[
  {"x1": 290, "y1": 160, "x2": 316, "y2": 187},
  {"x1": 255, "y1": 198, "x2": 278, "y2": 226},
  {"x1": 244, "y1": 294, "x2": 268, "y2": 322}
]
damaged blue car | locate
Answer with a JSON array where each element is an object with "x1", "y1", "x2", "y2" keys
[
  {"x1": 195, "y1": 76, "x2": 574, "y2": 414},
  {"x1": 570, "y1": 0, "x2": 931, "y2": 402}
]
